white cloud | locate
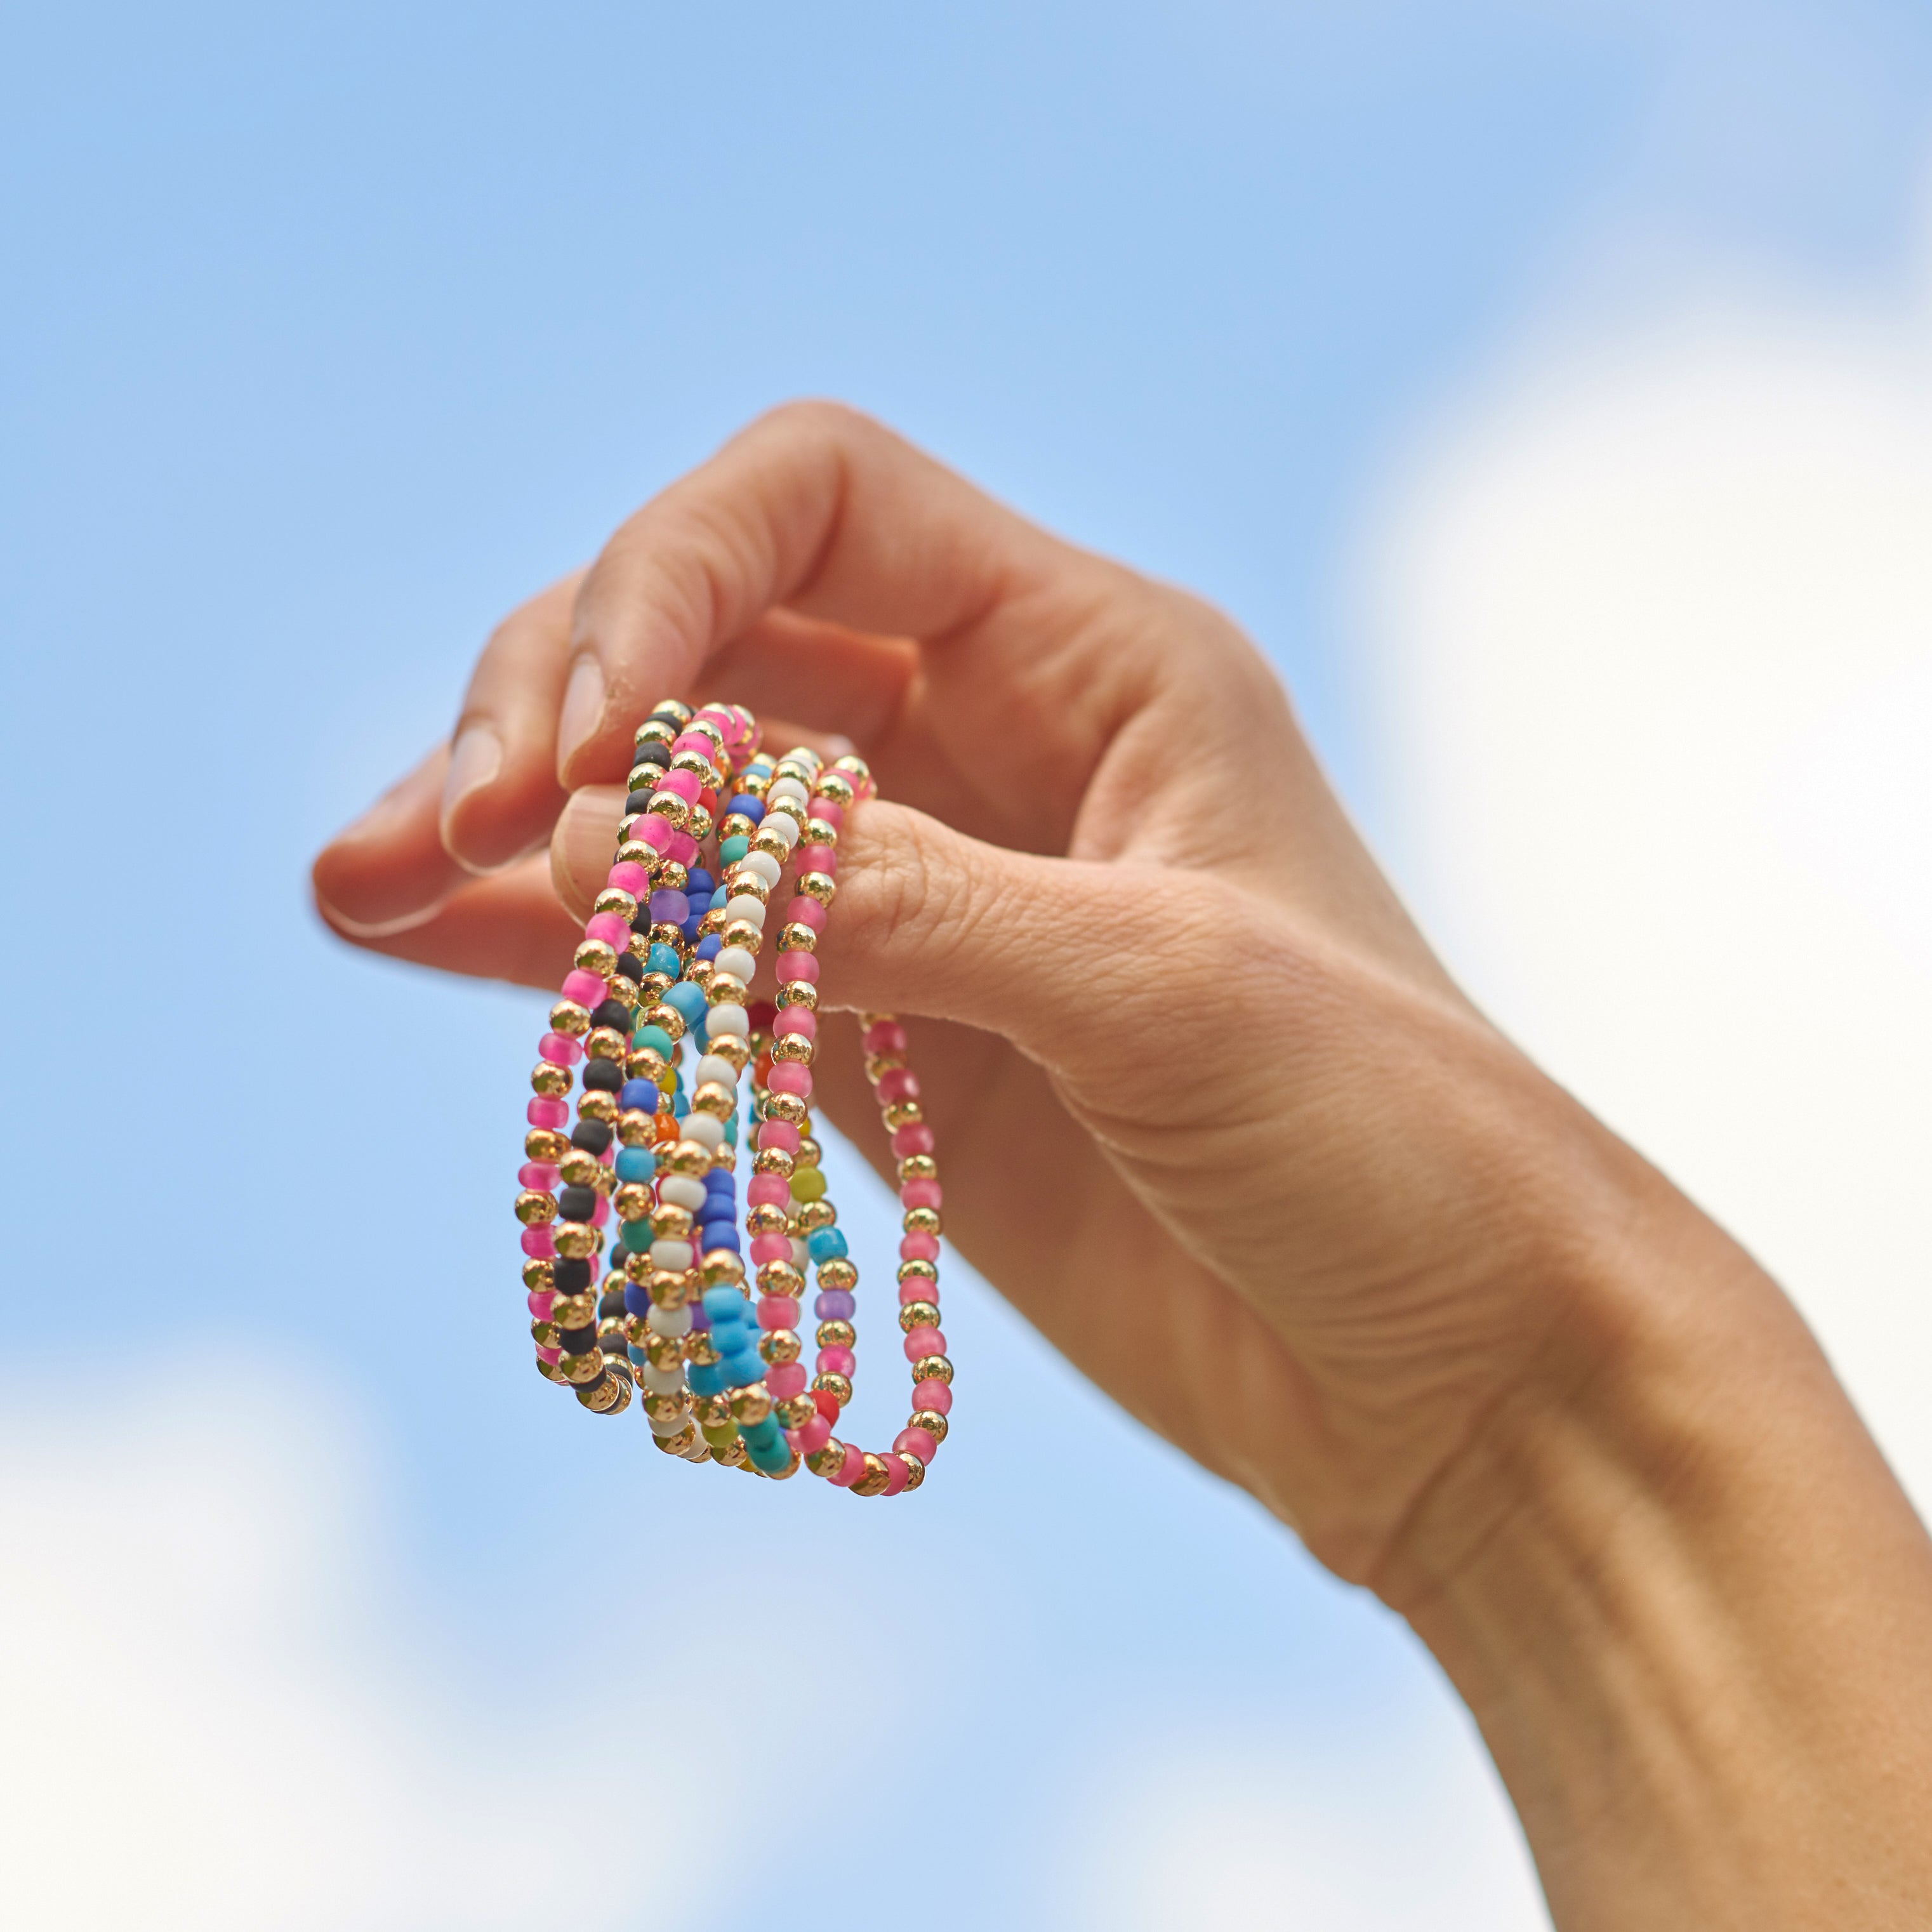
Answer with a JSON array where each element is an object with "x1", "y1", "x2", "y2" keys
[{"x1": 1365, "y1": 223, "x2": 1932, "y2": 1506}]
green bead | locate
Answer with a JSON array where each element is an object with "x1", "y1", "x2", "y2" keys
[
  {"x1": 719, "y1": 834, "x2": 751, "y2": 864},
  {"x1": 635, "y1": 1024, "x2": 674, "y2": 1057}
]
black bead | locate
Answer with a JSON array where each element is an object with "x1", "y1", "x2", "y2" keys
[
  {"x1": 571, "y1": 1119, "x2": 613, "y2": 1155},
  {"x1": 590, "y1": 998, "x2": 633, "y2": 1031},
  {"x1": 560, "y1": 1325, "x2": 599, "y2": 1353},
  {"x1": 613, "y1": 954, "x2": 643, "y2": 982},
  {"x1": 598, "y1": 1290, "x2": 629, "y2": 1320},
  {"x1": 557, "y1": 1185, "x2": 599, "y2": 1222},
  {"x1": 552, "y1": 1257, "x2": 592, "y2": 1292},
  {"x1": 582, "y1": 1058, "x2": 623, "y2": 1092},
  {"x1": 645, "y1": 712, "x2": 684, "y2": 733},
  {"x1": 626, "y1": 790, "x2": 654, "y2": 815}
]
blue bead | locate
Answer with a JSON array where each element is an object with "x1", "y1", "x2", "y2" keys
[
  {"x1": 665, "y1": 981, "x2": 707, "y2": 1024},
  {"x1": 626, "y1": 1344, "x2": 648, "y2": 1365},
  {"x1": 672, "y1": 1092, "x2": 689, "y2": 1118},
  {"x1": 702, "y1": 1287, "x2": 746, "y2": 1323},
  {"x1": 722, "y1": 1347, "x2": 766, "y2": 1388},
  {"x1": 807, "y1": 1226, "x2": 849, "y2": 1264},
  {"x1": 619, "y1": 1079, "x2": 657, "y2": 1113},
  {"x1": 686, "y1": 1360, "x2": 729, "y2": 1398},
  {"x1": 687, "y1": 894, "x2": 711, "y2": 918},
  {"x1": 727, "y1": 794, "x2": 766, "y2": 824},
  {"x1": 724, "y1": 1113, "x2": 739, "y2": 1144},
  {"x1": 680, "y1": 916, "x2": 703, "y2": 943},
  {"x1": 623, "y1": 1283, "x2": 654, "y2": 1317},
  {"x1": 615, "y1": 1146, "x2": 658, "y2": 1183},
  {"x1": 687, "y1": 868, "x2": 714, "y2": 895},
  {"x1": 647, "y1": 943, "x2": 682, "y2": 976},
  {"x1": 701, "y1": 1224, "x2": 740, "y2": 1254},
  {"x1": 695, "y1": 933, "x2": 723, "y2": 960},
  {"x1": 704, "y1": 1172, "x2": 734, "y2": 1195}
]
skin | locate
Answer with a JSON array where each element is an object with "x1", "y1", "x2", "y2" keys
[{"x1": 314, "y1": 402, "x2": 1932, "y2": 1928}]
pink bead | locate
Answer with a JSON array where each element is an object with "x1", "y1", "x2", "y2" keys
[
  {"x1": 527, "y1": 1097, "x2": 569, "y2": 1128},
  {"x1": 666, "y1": 829, "x2": 699, "y2": 866},
  {"x1": 520, "y1": 1224, "x2": 557, "y2": 1259},
  {"x1": 830, "y1": 1444, "x2": 866, "y2": 1488},
  {"x1": 757, "y1": 1295, "x2": 800, "y2": 1330},
  {"x1": 903, "y1": 1325, "x2": 944, "y2": 1360},
  {"x1": 519, "y1": 1161, "x2": 561, "y2": 1190},
  {"x1": 658, "y1": 768, "x2": 701, "y2": 804},
  {"x1": 899, "y1": 1230, "x2": 941, "y2": 1262},
  {"x1": 898, "y1": 1278, "x2": 938, "y2": 1306},
  {"x1": 527, "y1": 1290, "x2": 557, "y2": 1320},
  {"x1": 783, "y1": 895, "x2": 825, "y2": 934},
  {"x1": 891, "y1": 1123, "x2": 935, "y2": 1160},
  {"x1": 776, "y1": 951, "x2": 819, "y2": 984},
  {"x1": 894, "y1": 1426, "x2": 938, "y2": 1463},
  {"x1": 757, "y1": 1120, "x2": 801, "y2": 1153},
  {"x1": 607, "y1": 861, "x2": 649, "y2": 896},
  {"x1": 773, "y1": 1007, "x2": 816, "y2": 1038},
  {"x1": 901, "y1": 1179, "x2": 943, "y2": 1210},
  {"x1": 817, "y1": 1345, "x2": 856, "y2": 1379},
  {"x1": 877, "y1": 1066, "x2": 919, "y2": 1104},
  {"x1": 767, "y1": 1361, "x2": 807, "y2": 1398},
  {"x1": 537, "y1": 1346, "x2": 562, "y2": 1366},
  {"x1": 863, "y1": 1020, "x2": 908, "y2": 1055},
  {"x1": 881, "y1": 1453, "x2": 910, "y2": 1496},
  {"x1": 914, "y1": 1378, "x2": 952, "y2": 1414},
  {"x1": 538, "y1": 1031, "x2": 583, "y2": 1066},
  {"x1": 750, "y1": 1233, "x2": 791, "y2": 1264},
  {"x1": 798, "y1": 844, "x2": 836, "y2": 875},
  {"x1": 811, "y1": 800, "x2": 844, "y2": 830},
  {"x1": 796, "y1": 1415, "x2": 832, "y2": 1455},
  {"x1": 672, "y1": 731, "x2": 714, "y2": 757},
  {"x1": 768, "y1": 1061, "x2": 812, "y2": 1098},
  {"x1": 590, "y1": 1196, "x2": 611, "y2": 1227},
  {"x1": 562, "y1": 969, "x2": 608, "y2": 1007},
  {"x1": 635, "y1": 814, "x2": 673, "y2": 851},
  {"x1": 585, "y1": 912, "x2": 630, "y2": 949},
  {"x1": 746, "y1": 1174, "x2": 790, "y2": 1208}
]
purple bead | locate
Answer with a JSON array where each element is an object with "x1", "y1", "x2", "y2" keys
[
  {"x1": 814, "y1": 1289, "x2": 856, "y2": 1321},
  {"x1": 649, "y1": 888, "x2": 690, "y2": 924}
]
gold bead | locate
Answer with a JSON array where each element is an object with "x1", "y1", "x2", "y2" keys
[
  {"x1": 831, "y1": 753, "x2": 871, "y2": 791},
  {"x1": 593, "y1": 888, "x2": 640, "y2": 922},
  {"x1": 852, "y1": 1453, "x2": 891, "y2": 1498},
  {"x1": 729, "y1": 1382, "x2": 772, "y2": 1426},
  {"x1": 653, "y1": 1422, "x2": 700, "y2": 1456},
  {"x1": 645, "y1": 1003, "x2": 687, "y2": 1043},
  {"x1": 758, "y1": 1328, "x2": 802, "y2": 1365},
  {"x1": 710, "y1": 1434, "x2": 749, "y2": 1468},
  {"x1": 903, "y1": 1207, "x2": 942, "y2": 1236},
  {"x1": 552, "y1": 1222, "x2": 598, "y2": 1259},
  {"x1": 651, "y1": 1203, "x2": 694, "y2": 1240},
  {"x1": 578, "y1": 1091, "x2": 619, "y2": 1125},
  {"x1": 623, "y1": 1249, "x2": 654, "y2": 1283},
  {"x1": 557, "y1": 1347, "x2": 604, "y2": 1384},
  {"x1": 525, "y1": 1128, "x2": 569, "y2": 1163},
  {"x1": 515, "y1": 1189, "x2": 557, "y2": 1226},
  {"x1": 669, "y1": 749, "x2": 717, "y2": 779},
  {"x1": 634, "y1": 716, "x2": 678, "y2": 750},
  {"x1": 626, "y1": 762, "x2": 662, "y2": 793},
  {"x1": 691, "y1": 1080, "x2": 736, "y2": 1120},
  {"x1": 529, "y1": 1318, "x2": 562, "y2": 1349},
  {"x1": 756, "y1": 1258, "x2": 804, "y2": 1295},
  {"x1": 897, "y1": 1301, "x2": 938, "y2": 1333},
  {"x1": 603, "y1": 974, "x2": 640, "y2": 1012},
  {"x1": 536, "y1": 1356, "x2": 570, "y2": 1386},
  {"x1": 684, "y1": 1329, "x2": 720, "y2": 1366},
  {"x1": 649, "y1": 1269, "x2": 691, "y2": 1309},
  {"x1": 805, "y1": 1441, "x2": 846, "y2": 1476},
  {"x1": 642, "y1": 1388, "x2": 692, "y2": 1424},
  {"x1": 663, "y1": 1140, "x2": 710, "y2": 1178},
  {"x1": 816, "y1": 1258, "x2": 857, "y2": 1291},
  {"x1": 531, "y1": 1061, "x2": 571, "y2": 1098},
  {"x1": 550, "y1": 1291, "x2": 595, "y2": 1328},
  {"x1": 897, "y1": 1259, "x2": 938, "y2": 1286},
  {"x1": 521, "y1": 1257, "x2": 555, "y2": 1292},
  {"x1": 693, "y1": 1391, "x2": 734, "y2": 1428},
  {"x1": 912, "y1": 1353, "x2": 953, "y2": 1384},
  {"x1": 753, "y1": 1148, "x2": 796, "y2": 1179},
  {"x1": 751, "y1": 826, "x2": 791, "y2": 861},
  {"x1": 557, "y1": 1148, "x2": 603, "y2": 1188},
  {"x1": 795, "y1": 1200, "x2": 835, "y2": 1235},
  {"x1": 688, "y1": 804, "x2": 714, "y2": 842},
  {"x1": 649, "y1": 921, "x2": 687, "y2": 951},
  {"x1": 680, "y1": 1438, "x2": 715, "y2": 1464},
  {"x1": 910, "y1": 1407, "x2": 949, "y2": 1443},
  {"x1": 645, "y1": 1329, "x2": 685, "y2": 1371},
  {"x1": 578, "y1": 1371, "x2": 633, "y2": 1415},
  {"x1": 776, "y1": 981, "x2": 819, "y2": 1012},
  {"x1": 616, "y1": 1108, "x2": 655, "y2": 1146},
  {"x1": 772, "y1": 1035, "x2": 813, "y2": 1064},
  {"x1": 814, "y1": 771, "x2": 857, "y2": 811},
  {"x1": 574, "y1": 939, "x2": 618, "y2": 978},
  {"x1": 698, "y1": 906, "x2": 729, "y2": 937},
  {"x1": 707, "y1": 972, "x2": 748, "y2": 1007},
  {"x1": 777, "y1": 922, "x2": 817, "y2": 954},
  {"x1": 701, "y1": 1249, "x2": 746, "y2": 1287},
  {"x1": 775, "y1": 1393, "x2": 816, "y2": 1428},
  {"x1": 615, "y1": 840, "x2": 656, "y2": 870},
  {"x1": 816, "y1": 1319, "x2": 856, "y2": 1350},
  {"x1": 796, "y1": 1135, "x2": 823, "y2": 1169},
  {"x1": 764, "y1": 1093, "x2": 807, "y2": 1127},
  {"x1": 644, "y1": 795, "x2": 691, "y2": 832},
  {"x1": 656, "y1": 858, "x2": 689, "y2": 892},
  {"x1": 864, "y1": 1052, "x2": 908, "y2": 1082},
  {"x1": 797, "y1": 871, "x2": 836, "y2": 906},
  {"x1": 720, "y1": 812, "x2": 755, "y2": 840},
  {"x1": 883, "y1": 1100, "x2": 923, "y2": 1130},
  {"x1": 803, "y1": 816, "x2": 840, "y2": 847},
  {"x1": 724, "y1": 866, "x2": 770, "y2": 902},
  {"x1": 900, "y1": 1452, "x2": 927, "y2": 1492},
  {"x1": 627, "y1": 1046, "x2": 669, "y2": 1085},
  {"x1": 706, "y1": 1033, "x2": 751, "y2": 1072},
  {"x1": 746, "y1": 1203, "x2": 788, "y2": 1236},
  {"x1": 549, "y1": 998, "x2": 592, "y2": 1037},
  {"x1": 898, "y1": 1155, "x2": 938, "y2": 1183},
  {"x1": 720, "y1": 918, "x2": 762, "y2": 953},
  {"x1": 585, "y1": 1026, "x2": 630, "y2": 1062},
  {"x1": 683, "y1": 958, "x2": 716, "y2": 994},
  {"x1": 613, "y1": 1181, "x2": 653, "y2": 1220},
  {"x1": 813, "y1": 1370, "x2": 853, "y2": 1408}
]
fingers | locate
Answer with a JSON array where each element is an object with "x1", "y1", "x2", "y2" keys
[
  {"x1": 314, "y1": 851, "x2": 579, "y2": 989},
  {"x1": 311, "y1": 744, "x2": 469, "y2": 936},
  {"x1": 555, "y1": 400, "x2": 1126, "y2": 788}
]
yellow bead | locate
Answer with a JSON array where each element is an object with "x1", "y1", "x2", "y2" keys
[{"x1": 788, "y1": 1166, "x2": 827, "y2": 1202}]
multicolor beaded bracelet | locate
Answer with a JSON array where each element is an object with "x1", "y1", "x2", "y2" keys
[{"x1": 511, "y1": 697, "x2": 953, "y2": 1495}]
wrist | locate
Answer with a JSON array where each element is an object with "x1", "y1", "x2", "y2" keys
[{"x1": 1381, "y1": 1152, "x2": 1932, "y2": 1926}]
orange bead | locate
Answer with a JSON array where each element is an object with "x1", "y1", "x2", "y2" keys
[{"x1": 651, "y1": 1113, "x2": 680, "y2": 1146}]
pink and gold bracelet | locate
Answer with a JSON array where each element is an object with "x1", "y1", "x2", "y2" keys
[{"x1": 510, "y1": 698, "x2": 951, "y2": 1495}]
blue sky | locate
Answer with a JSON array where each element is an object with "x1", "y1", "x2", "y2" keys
[{"x1": 4, "y1": 4, "x2": 1932, "y2": 1926}]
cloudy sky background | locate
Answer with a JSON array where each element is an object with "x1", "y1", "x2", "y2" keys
[{"x1": 3, "y1": 3, "x2": 1930, "y2": 1926}]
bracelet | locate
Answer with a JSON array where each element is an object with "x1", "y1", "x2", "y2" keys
[{"x1": 511, "y1": 697, "x2": 951, "y2": 1495}]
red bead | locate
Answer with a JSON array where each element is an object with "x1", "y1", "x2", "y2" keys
[
  {"x1": 812, "y1": 1387, "x2": 843, "y2": 1422},
  {"x1": 862, "y1": 1020, "x2": 907, "y2": 1055}
]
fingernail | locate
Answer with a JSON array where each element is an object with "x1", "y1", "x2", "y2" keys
[
  {"x1": 440, "y1": 723, "x2": 503, "y2": 839},
  {"x1": 557, "y1": 654, "x2": 608, "y2": 771},
  {"x1": 314, "y1": 891, "x2": 450, "y2": 940}
]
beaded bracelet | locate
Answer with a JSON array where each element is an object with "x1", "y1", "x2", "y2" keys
[{"x1": 511, "y1": 697, "x2": 953, "y2": 1495}]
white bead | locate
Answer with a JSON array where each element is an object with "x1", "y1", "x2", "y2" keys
[
  {"x1": 694, "y1": 1054, "x2": 741, "y2": 1089},
  {"x1": 682, "y1": 1114, "x2": 725, "y2": 1151},
  {"x1": 789, "y1": 1236, "x2": 810, "y2": 1267},
  {"x1": 658, "y1": 1174, "x2": 708, "y2": 1210},
  {"x1": 713, "y1": 946, "x2": 757, "y2": 983},
  {"x1": 740, "y1": 850, "x2": 783, "y2": 888},
  {"x1": 706, "y1": 1003, "x2": 749, "y2": 1037},
  {"x1": 647, "y1": 1410, "x2": 687, "y2": 1436},
  {"x1": 639, "y1": 1361, "x2": 685, "y2": 1394},
  {"x1": 724, "y1": 894, "x2": 765, "y2": 927},
  {"x1": 650, "y1": 1238, "x2": 694, "y2": 1271},
  {"x1": 762, "y1": 812, "x2": 801, "y2": 848},
  {"x1": 767, "y1": 776, "x2": 810, "y2": 806},
  {"x1": 646, "y1": 1302, "x2": 692, "y2": 1337}
]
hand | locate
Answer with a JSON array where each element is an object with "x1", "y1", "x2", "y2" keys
[{"x1": 314, "y1": 402, "x2": 1932, "y2": 1926}]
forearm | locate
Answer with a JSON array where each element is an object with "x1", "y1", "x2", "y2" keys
[{"x1": 1387, "y1": 1181, "x2": 1932, "y2": 1928}]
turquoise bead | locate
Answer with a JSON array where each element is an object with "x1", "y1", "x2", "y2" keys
[
  {"x1": 619, "y1": 1220, "x2": 653, "y2": 1253},
  {"x1": 634, "y1": 1024, "x2": 674, "y2": 1057},
  {"x1": 718, "y1": 834, "x2": 750, "y2": 864},
  {"x1": 724, "y1": 1112, "x2": 739, "y2": 1144},
  {"x1": 703, "y1": 1287, "x2": 748, "y2": 1323},
  {"x1": 665, "y1": 981, "x2": 707, "y2": 1025},
  {"x1": 647, "y1": 943, "x2": 682, "y2": 976},
  {"x1": 807, "y1": 1226, "x2": 849, "y2": 1264},
  {"x1": 686, "y1": 1360, "x2": 728, "y2": 1398},
  {"x1": 741, "y1": 1413, "x2": 783, "y2": 1450},
  {"x1": 721, "y1": 1347, "x2": 765, "y2": 1387},
  {"x1": 614, "y1": 1147, "x2": 657, "y2": 1182}
]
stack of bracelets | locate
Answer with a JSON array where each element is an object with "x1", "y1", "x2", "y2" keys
[{"x1": 512, "y1": 697, "x2": 951, "y2": 1498}]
